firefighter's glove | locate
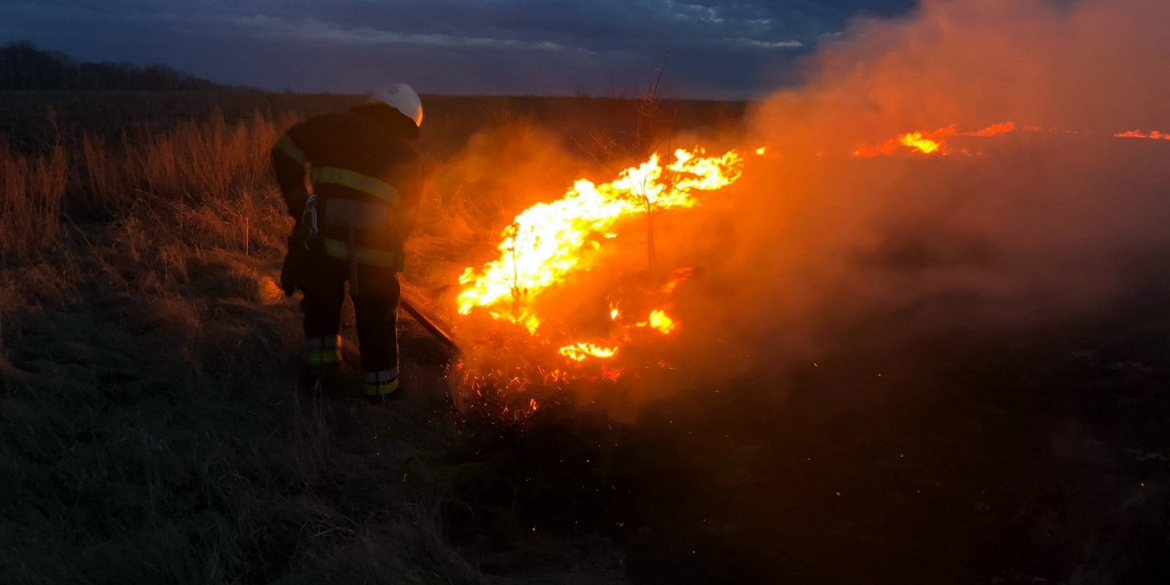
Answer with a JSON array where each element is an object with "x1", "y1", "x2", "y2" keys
[{"x1": 281, "y1": 233, "x2": 307, "y2": 297}]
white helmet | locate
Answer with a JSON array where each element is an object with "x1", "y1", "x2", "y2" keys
[{"x1": 372, "y1": 83, "x2": 423, "y2": 128}]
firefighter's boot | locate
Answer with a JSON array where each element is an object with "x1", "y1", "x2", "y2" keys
[
  {"x1": 363, "y1": 368, "x2": 400, "y2": 403},
  {"x1": 306, "y1": 335, "x2": 342, "y2": 376}
]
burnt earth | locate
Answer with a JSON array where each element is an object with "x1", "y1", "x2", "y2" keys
[{"x1": 437, "y1": 279, "x2": 1170, "y2": 584}]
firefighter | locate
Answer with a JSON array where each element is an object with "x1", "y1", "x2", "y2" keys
[{"x1": 272, "y1": 84, "x2": 424, "y2": 402}]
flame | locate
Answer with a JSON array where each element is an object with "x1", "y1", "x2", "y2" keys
[
  {"x1": 646, "y1": 309, "x2": 677, "y2": 334},
  {"x1": 898, "y1": 131, "x2": 946, "y2": 154},
  {"x1": 558, "y1": 343, "x2": 619, "y2": 362},
  {"x1": 1116, "y1": 130, "x2": 1170, "y2": 140},
  {"x1": 856, "y1": 122, "x2": 1017, "y2": 157},
  {"x1": 856, "y1": 124, "x2": 959, "y2": 156},
  {"x1": 453, "y1": 147, "x2": 744, "y2": 410},
  {"x1": 971, "y1": 122, "x2": 1016, "y2": 137},
  {"x1": 661, "y1": 267, "x2": 694, "y2": 293},
  {"x1": 755, "y1": 146, "x2": 768, "y2": 156},
  {"x1": 857, "y1": 122, "x2": 1170, "y2": 158},
  {"x1": 457, "y1": 147, "x2": 741, "y2": 334},
  {"x1": 853, "y1": 142, "x2": 899, "y2": 157}
]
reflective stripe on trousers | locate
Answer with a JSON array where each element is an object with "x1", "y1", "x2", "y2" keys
[
  {"x1": 301, "y1": 248, "x2": 401, "y2": 373},
  {"x1": 362, "y1": 368, "x2": 400, "y2": 396},
  {"x1": 306, "y1": 335, "x2": 342, "y2": 368},
  {"x1": 306, "y1": 335, "x2": 341, "y2": 350},
  {"x1": 362, "y1": 368, "x2": 398, "y2": 384}
]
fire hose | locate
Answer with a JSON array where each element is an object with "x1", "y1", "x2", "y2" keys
[{"x1": 400, "y1": 286, "x2": 460, "y2": 352}]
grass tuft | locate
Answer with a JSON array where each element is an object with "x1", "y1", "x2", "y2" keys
[{"x1": 0, "y1": 143, "x2": 67, "y2": 260}]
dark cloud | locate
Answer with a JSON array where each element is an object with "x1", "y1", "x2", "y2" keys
[{"x1": 0, "y1": 0, "x2": 916, "y2": 96}]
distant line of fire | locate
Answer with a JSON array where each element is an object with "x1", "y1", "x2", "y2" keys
[{"x1": 852, "y1": 122, "x2": 1170, "y2": 157}]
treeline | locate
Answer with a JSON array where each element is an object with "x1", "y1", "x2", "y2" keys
[{"x1": 0, "y1": 41, "x2": 229, "y2": 91}]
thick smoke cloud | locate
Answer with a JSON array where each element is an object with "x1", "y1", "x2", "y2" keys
[{"x1": 688, "y1": 0, "x2": 1170, "y2": 374}]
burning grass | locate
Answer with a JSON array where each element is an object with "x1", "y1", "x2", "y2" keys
[{"x1": 450, "y1": 147, "x2": 744, "y2": 417}]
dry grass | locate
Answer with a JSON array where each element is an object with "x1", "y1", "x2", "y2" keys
[
  {"x1": 3, "y1": 109, "x2": 289, "y2": 256},
  {"x1": 0, "y1": 143, "x2": 66, "y2": 260},
  {"x1": 0, "y1": 97, "x2": 641, "y2": 585},
  {"x1": 79, "y1": 111, "x2": 292, "y2": 252}
]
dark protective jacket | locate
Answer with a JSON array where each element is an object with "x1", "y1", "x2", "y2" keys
[{"x1": 271, "y1": 104, "x2": 422, "y2": 271}]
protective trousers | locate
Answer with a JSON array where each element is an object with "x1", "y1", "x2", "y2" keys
[{"x1": 301, "y1": 255, "x2": 400, "y2": 374}]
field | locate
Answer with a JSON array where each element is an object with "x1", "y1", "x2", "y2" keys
[{"x1": 2, "y1": 90, "x2": 1169, "y2": 585}]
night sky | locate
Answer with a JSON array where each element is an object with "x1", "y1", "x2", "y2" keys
[{"x1": 0, "y1": 1, "x2": 916, "y2": 97}]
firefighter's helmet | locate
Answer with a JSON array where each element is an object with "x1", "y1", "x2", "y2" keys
[{"x1": 372, "y1": 83, "x2": 423, "y2": 128}]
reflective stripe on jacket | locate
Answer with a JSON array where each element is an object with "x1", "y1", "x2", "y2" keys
[
  {"x1": 310, "y1": 167, "x2": 400, "y2": 207},
  {"x1": 324, "y1": 199, "x2": 399, "y2": 232},
  {"x1": 274, "y1": 135, "x2": 307, "y2": 166},
  {"x1": 272, "y1": 106, "x2": 421, "y2": 272},
  {"x1": 322, "y1": 238, "x2": 404, "y2": 270}
]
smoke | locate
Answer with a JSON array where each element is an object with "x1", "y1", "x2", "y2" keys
[
  {"x1": 440, "y1": 0, "x2": 1170, "y2": 415},
  {"x1": 756, "y1": 0, "x2": 1170, "y2": 142},
  {"x1": 667, "y1": 0, "x2": 1170, "y2": 376}
]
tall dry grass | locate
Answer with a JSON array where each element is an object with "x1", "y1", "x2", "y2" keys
[
  {"x1": 0, "y1": 109, "x2": 302, "y2": 372},
  {"x1": 98, "y1": 111, "x2": 286, "y2": 205},
  {"x1": 0, "y1": 143, "x2": 67, "y2": 260},
  {"x1": 3, "y1": 109, "x2": 296, "y2": 263},
  {"x1": 81, "y1": 111, "x2": 295, "y2": 254}
]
